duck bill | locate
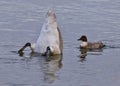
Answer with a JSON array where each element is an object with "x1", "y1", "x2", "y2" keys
[{"x1": 77, "y1": 38, "x2": 81, "y2": 41}]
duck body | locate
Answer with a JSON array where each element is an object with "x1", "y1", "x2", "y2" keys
[
  {"x1": 80, "y1": 41, "x2": 105, "y2": 49},
  {"x1": 78, "y1": 35, "x2": 105, "y2": 49}
]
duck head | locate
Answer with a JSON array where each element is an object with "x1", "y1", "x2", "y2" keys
[
  {"x1": 78, "y1": 35, "x2": 88, "y2": 42},
  {"x1": 78, "y1": 35, "x2": 88, "y2": 48}
]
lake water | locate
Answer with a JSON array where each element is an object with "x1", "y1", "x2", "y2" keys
[{"x1": 0, "y1": 0, "x2": 120, "y2": 86}]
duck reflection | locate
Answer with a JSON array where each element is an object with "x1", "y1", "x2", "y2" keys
[
  {"x1": 79, "y1": 49, "x2": 87, "y2": 62},
  {"x1": 79, "y1": 48, "x2": 103, "y2": 62}
]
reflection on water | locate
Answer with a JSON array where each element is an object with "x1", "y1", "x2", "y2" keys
[
  {"x1": 102, "y1": 40, "x2": 120, "y2": 50},
  {"x1": 20, "y1": 53, "x2": 62, "y2": 84},
  {"x1": 43, "y1": 55, "x2": 62, "y2": 84},
  {"x1": 79, "y1": 49, "x2": 87, "y2": 62},
  {"x1": 78, "y1": 48, "x2": 104, "y2": 62}
]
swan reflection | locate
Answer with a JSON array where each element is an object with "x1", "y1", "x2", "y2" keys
[
  {"x1": 19, "y1": 53, "x2": 62, "y2": 84},
  {"x1": 43, "y1": 55, "x2": 62, "y2": 83}
]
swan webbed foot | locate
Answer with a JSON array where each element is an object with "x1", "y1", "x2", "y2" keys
[
  {"x1": 18, "y1": 42, "x2": 31, "y2": 56},
  {"x1": 18, "y1": 49, "x2": 24, "y2": 56},
  {"x1": 45, "y1": 46, "x2": 53, "y2": 56}
]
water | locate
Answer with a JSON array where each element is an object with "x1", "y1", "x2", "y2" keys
[{"x1": 0, "y1": 0, "x2": 120, "y2": 86}]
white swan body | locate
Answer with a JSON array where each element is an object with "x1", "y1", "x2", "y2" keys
[
  {"x1": 34, "y1": 10, "x2": 63, "y2": 55},
  {"x1": 18, "y1": 10, "x2": 63, "y2": 56}
]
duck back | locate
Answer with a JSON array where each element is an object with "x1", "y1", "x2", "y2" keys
[{"x1": 87, "y1": 42, "x2": 105, "y2": 49}]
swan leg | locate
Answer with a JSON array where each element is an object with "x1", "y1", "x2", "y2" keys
[
  {"x1": 43, "y1": 46, "x2": 53, "y2": 57},
  {"x1": 18, "y1": 42, "x2": 31, "y2": 56}
]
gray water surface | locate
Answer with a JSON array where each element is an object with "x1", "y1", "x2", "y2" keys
[{"x1": 0, "y1": 0, "x2": 120, "y2": 86}]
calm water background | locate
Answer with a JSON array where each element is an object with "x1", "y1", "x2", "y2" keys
[{"x1": 0, "y1": 0, "x2": 120, "y2": 86}]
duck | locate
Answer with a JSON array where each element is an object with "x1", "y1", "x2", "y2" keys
[
  {"x1": 18, "y1": 10, "x2": 63, "y2": 56},
  {"x1": 77, "y1": 35, "x2": 105, "y2": 49}
]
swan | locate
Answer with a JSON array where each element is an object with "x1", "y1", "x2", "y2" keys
[{"x1": 18, "y1": 10, "x2": 63, "y2": 56}]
